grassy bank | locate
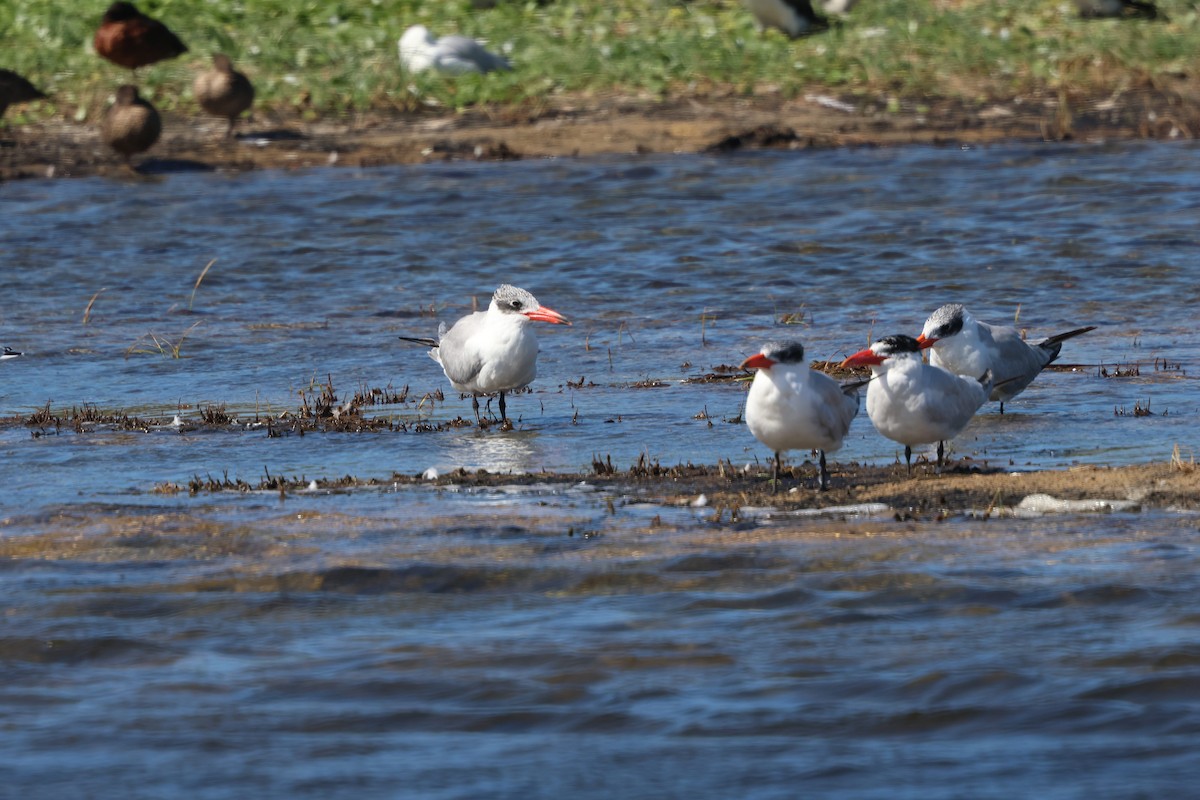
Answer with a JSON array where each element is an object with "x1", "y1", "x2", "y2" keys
[{"x1": 2, "y1": 0, "x2": 1198, "y2": 123}]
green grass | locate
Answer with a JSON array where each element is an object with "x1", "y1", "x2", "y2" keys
[{"x1": 2, "y1": 0, "x2": 1199, "y2": 123}]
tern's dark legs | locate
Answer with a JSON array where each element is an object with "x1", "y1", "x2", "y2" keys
[
  {"x1": 1000, "y1": 401, "x2": 1005, "y2": 415},
  {"x1": 476, "y1": 393, "x2": 508, "y2": 425},
  {"x1": 937, "y1": 440, "x2": 945, "y2": 470},
  {"x1": 772, "y1": 451, "x2": 781, "y2": 494},
  {"x1": 818, "y1": 450, "x2": 829, "y2": 491},
  {"x1": 905, "y1": 445, "x2": 913, "y2": 474}
]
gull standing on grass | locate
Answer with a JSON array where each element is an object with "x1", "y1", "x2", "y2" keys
[
  {"x1": 398, "y1": 285, "x2": 570, "y2": 424},
  {"x1": 741, "y1": 0, "x2": 829, "y2": 37},
  {"x1": 741, "y1": 340, "x2": 860, "y2": 492},
  {"x1": 820, "y1": 0, "x2": 857, "y2": 14},
  {"x1": 842, "y1": 334, "x2": 991, "y2": 473},
  {"x1": 915, "y1": 303, "x2": 1096, "y2": 414},
  {"x1": 398, "y1": 25, "x2": 511, "y2": 75}
]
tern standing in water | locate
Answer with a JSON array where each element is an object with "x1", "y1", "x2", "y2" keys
[
  {"x1": 741, "y1": 340, "x2": 860, "y2": 492},
  {"x1": 842, "y1": 334, "x2": 991, "y2": 472},
  {"x1": 399, "y1": 285, "x2": 570, "y2": 424},
  {"x1": 916, "y1": 304, "x2": 1095, "y2": 413}
]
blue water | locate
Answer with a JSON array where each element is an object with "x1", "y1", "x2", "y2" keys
[{"x1": 2, "y1": 142, "x2": 1199, "y2": 798}]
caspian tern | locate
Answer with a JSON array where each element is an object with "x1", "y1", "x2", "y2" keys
[
  {"x1": 841, "y1": 334, "x2": 991, "y2": 472},
  {"x1": 741, "y1": 340, "x2": 860, "y2": 492},
  {"x1": 398, "y1": 25, "x2": 511, "y2": 75},
  {"x1": 915, "y1": 304, "x2": 1096, "y2": 413},
  {"x1": 398, "y1": 285, "x2": 570, "y2": 424},
  {"x1": 742, "y1": 0, "x2": 829, "y2": 37},
  {"x1": 1, "y1": 347, "x2": 21, "y2": 360}
]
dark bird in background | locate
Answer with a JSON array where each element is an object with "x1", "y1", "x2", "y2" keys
[
  {"x1": 742, "y1": 0, "x2": 829, "y2": 37},
  {"x1": 0, "y1": 69, "x2": 47, "y2": 119},
  {"x1": 94, "y1": 2, "x2": 188, "y2": 74},
  {"x1": 194, "y1": 53, "x2": 255, "y2": 138},
  {"x1": 1074, "y1": 0, "x2": 1162, "y2": 19},
  {"x1": 471, "y1": 0, "x2": 555, "y2": 7},
  {"x1": 101, "y1": 84, "x2": 161, "y2": 166}
]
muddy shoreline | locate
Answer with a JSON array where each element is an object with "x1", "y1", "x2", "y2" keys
[
  {"x1": 159, "y1": 460, "x2": 1200, "y2": 518},
  {"x1": 5, "y1": 79, "x2": 1200, "y2": 181}
]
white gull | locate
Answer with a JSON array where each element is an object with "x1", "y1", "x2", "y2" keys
[{"x1": 399, "y1": 24, "x2": 511, "y2": 75}]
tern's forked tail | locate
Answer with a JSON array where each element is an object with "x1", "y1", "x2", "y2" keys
[
  {"x1": 1038, "y1": 325, "x2": 1097, "y2": 350},
  {"x1": 1036, "y1": 324, "x2": 1097, "y2": 365}
]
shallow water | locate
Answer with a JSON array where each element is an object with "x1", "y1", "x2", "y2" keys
[
  {"x1": 4, "y1": 495, "x2": 1200, "y2": 798},
  {"x1": 2, "y1": 142, "x2": 1200, "y2": 797}
]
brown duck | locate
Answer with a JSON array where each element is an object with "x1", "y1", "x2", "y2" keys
[
  {"x1": 194, "y1": 54, "x2": 254, "y2": 137},
  {"x1": 101, "y1": 84, "x2": 161, "y2": 165},
  {"x1": 94, "y1": 2, "x2": 187, "y2": 73},
  {"x1": 0, "y1": 69, "x2": 47, "y2": 119}
]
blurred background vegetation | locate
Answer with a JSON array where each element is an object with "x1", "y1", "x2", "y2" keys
[{"x1": 2, "y1": 0, "x2": 1197, "y2": 123}]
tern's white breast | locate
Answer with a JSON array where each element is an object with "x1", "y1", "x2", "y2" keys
[
  {"x1": 746, "y1": 365, "x2": 855, "y2": 454},
  {"x1": 866, "y1": 359, "x2": 986, "y2": 447}
]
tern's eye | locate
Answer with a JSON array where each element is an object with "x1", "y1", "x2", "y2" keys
[{"x1": 511, "y1": 300, "x2": 523, "y2": 310}]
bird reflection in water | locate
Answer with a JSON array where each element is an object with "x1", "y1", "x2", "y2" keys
[{"x1": 438, "y1": 428, "x2": 548, "y2": 477}]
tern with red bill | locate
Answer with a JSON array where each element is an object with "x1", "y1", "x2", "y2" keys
[
  {"x1": 841, "y1": 334, "x2": 991, "y2": 473},
  {"x1": 398, "y1": 285, "x2": 570, "y2": 424},
  {"x1": 741, "y1": 340, "x2": 860, "y2": 492},
  {"x1": 916, "y1": 304, "x2": 1096, "y2": 413}
]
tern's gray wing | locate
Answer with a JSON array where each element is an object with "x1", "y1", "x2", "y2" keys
[
  {"x1": 438, "y1": 35, "x2": 510, "y2": 73},
  {"x1": 435, "y1": 311, "x2": 487, "y2": 388},
  {"x1": 914, "y1": 363, "x2": 989, "y2": 432},
  {"x1": 976, "y1": 320, "x2": 1054, "y2": 398},
  {"x1": 812, "y1": 371, "x2": 860, "y2": 445}
]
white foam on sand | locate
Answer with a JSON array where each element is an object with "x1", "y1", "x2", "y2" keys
[
  {"x1": 739, "y1": 502, "x2": 891, "y2": 520},
  {"x1": 970, "y1": 493, "x2": 1140, "y2": 518}
]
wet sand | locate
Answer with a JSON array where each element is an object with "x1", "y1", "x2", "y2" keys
[{"x1": 5, "y1": 78, "x2": 1200, "y2": 180}]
